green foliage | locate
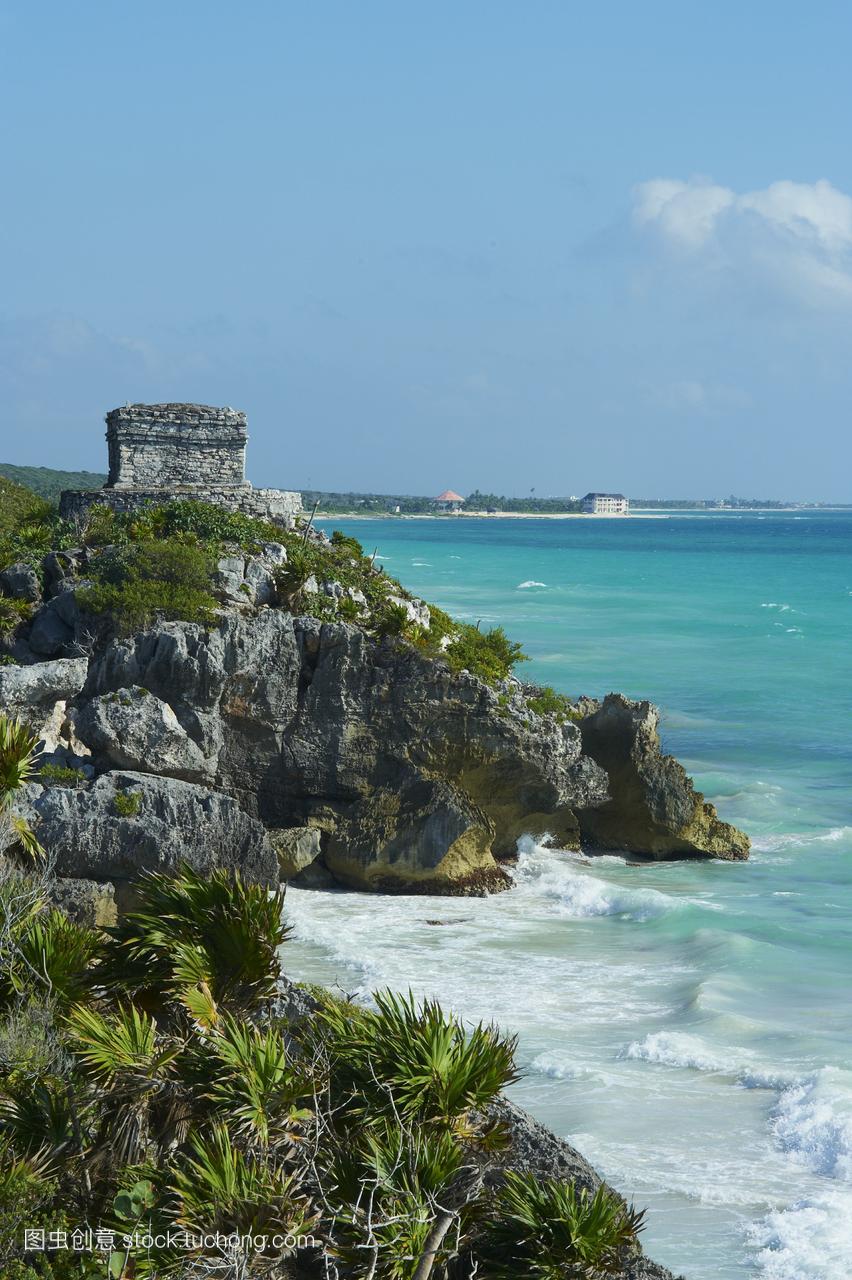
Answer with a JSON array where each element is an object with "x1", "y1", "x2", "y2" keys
[
  {"x1": 330, "y1": 529, "x2": 364, "y2": 556},
  {"x1": 79, "y1": 540, "x2": 218, "y2": 635},
  {"x1": 525, "y1": 686, "x2": 582, "y2": 723},
  {"x1": 317, "y1": 988, "x2": 519, "y2": 1136},
  {"x1": 0, "y1": 597, "x2": 33, "y2": 638},
  {"x1": 463, "y1": 489, "x2": 583, "y2": 514},
  {"x1": 273, "y1": 548, "x2": 314, "y2": 608},
  {"x1": 0, "y1": 715, "x2": 43, "y2": 859},
  {"x1": 207, "y1": 1016, "x2": 312, "y2": 1147},
  {"x1": 373, "y1": 601, "x2": 413, "y2": 639},
  {"x1": 39, "y1": 764, "x2": 86, "y2": 789},
  {"x1": 0, "y1": 464, "x2": 106, "y2": 502},
  {"x1": 98, "y1": 866, "x2": 289, "y2": 1016},
  {"x1": 111, "y1": 791, "x2": 141, "y2": 818},
  {"x1": 1, "y1": 911, "x2": 100, "y2": 1008},
  {"x1": 480, "y1": 1171, "x2": 645, "y2": 1278},
  {"x1": 172, "y1": 1123, "x2": 316, "y2": 1244},
  {"x1": 443, "y1": 624, "x2": 528, "y2": 684}
]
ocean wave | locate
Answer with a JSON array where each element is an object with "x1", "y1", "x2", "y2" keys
[
  {"x1": 517, "y1": 580, "x2": 547, "y2": 589},
  {"x1": 620, "y1": 1030, "x2": 791, "y2": 1089},
  {"x1": 748, "y1": 1190, "x2": 852, "y2": 1280},
  {"x1": 772, "y1": 1068, "x2": 852, "y2": 1182},
  {"x1": 751, "y1": 827, "x2": 852, "y2": 854},
  {"x1": 513, "y1": 840, "x2": 677, "y2": 921}
]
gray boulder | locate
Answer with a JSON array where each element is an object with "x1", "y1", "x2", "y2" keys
[
  {"x1": 28, "y1": 602, "x2": 74, "y2": 657},
  {"x1": 46, "y1": 877, "x2": 117, "y2": 928},
  {"x1": 30, "y1": 771, "x2": 279, "y2": 888},
  {"x1": 269, "y1": 826, "x2": 322, "y2": 879},
  {"x1": 71, "y1": 685, "x2": 211, "y2": 782},
  {"x1": 0, "y1": 562, "x2": 41, "y2": 603},
  {"x1": 0, "y1": 656, "x2": 89, "y2": 745}
]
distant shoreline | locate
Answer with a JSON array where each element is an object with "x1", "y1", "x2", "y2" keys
[{"x1": 312, "y1": 506, "x2": 844, "y2": 521}]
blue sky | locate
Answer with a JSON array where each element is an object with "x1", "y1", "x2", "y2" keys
[{"x1": 2, "y1": 1, "x2": 851, "y2": 500}]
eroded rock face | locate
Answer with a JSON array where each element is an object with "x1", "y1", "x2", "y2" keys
[
  {"x1": 0, "y1": 657, "x2": 88, "y2": 743},
  {"x1": 576, "y1": 694, "x2": 750, "y2": 860},
  {"x1": 76, "y1": 613, "x2": 611, "y2": 891},
  {"x1": 29, "y1": 770, "x2": 278, "y2": 889}
]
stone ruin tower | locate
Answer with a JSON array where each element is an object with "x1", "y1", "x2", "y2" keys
[{"x1": 60, "y1": 403, "x2": 302, "y2": 527}]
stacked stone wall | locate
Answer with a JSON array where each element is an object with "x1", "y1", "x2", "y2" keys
[
  {"x1": 59, "y1": 486, "x2": 302, "y2": 529},
  {"x1": 106, "y1": 404, "x2": 248, "y2": 488}
]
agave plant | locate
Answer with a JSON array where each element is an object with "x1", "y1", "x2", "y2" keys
[
  {"x1": 97, "y1": 865, "x2": 289, "y2": 1018},
  {"x1": 273, "y1": 549, "x2": 315, "y2": 610},
  {"x1": 478, "y1": 1171, "x2": 646, "y2": 1279},
  {"x1": 317, "y1": 989, "x2": 519, "y2": 1138},
  {"x1": 0, "y1": 713, "x2": 43, "y2": 858}
]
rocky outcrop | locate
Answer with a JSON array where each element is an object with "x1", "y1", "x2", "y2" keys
[
  {"x1": 0, "y1": 656, "x2": 88, "y2": 745},
  {"x1": 2, "y1": 594, "x2": 748, "y2": 894},
  {"x1": 577, "y1": 694, "x2": 750, "y2": 860},
  {"x1": 27, "y1": 770, "x2": 278, "y2": 891},
  {"x1": 75, "y1": 612, "x2": 611, "y2": 891}
]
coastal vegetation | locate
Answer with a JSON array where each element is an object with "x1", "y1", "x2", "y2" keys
[
  {"x1": 0, "y1": 493, "x2": 532, "y2": 687},
  {"x1": 0, "y1": 811, "x2": 645, "y2": 1278}
]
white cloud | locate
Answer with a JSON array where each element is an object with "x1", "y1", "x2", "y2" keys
[{"x1": 632, "y1": 176, "x2": 852, "y2": 304}]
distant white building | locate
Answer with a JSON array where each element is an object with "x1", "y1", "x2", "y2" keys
[{"x1": 582, "y1": 492, "x2": 629, "y2": 515}]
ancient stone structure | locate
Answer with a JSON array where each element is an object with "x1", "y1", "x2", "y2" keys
[{"x1": 60, "y1": 403, "x2": 302, "y2": 527}]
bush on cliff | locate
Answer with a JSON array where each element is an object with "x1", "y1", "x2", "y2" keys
[
  {"x1": 78, "y1": 540, "x2": 218, "y2": 635},
  {"x1": 0, "y1": 867, "x2": 644, "y2": 1279}
]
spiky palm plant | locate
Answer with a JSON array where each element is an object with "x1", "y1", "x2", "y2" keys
[
  {"x1": 172, "y1": 1123, "x2": 317, "y2": 1246},
  {"x1": 0, "y1": 714, "x2": 43, "y2": 859},
  {"x1": 0, "y1": 1079, "x2": 76, "y2": 1166},
  {"x1": 0, "y1": 909, "x2": 100, "y2": 1008},
  {"x1": 317, "y1": 989, "x2": 519, "y2": 1139},
  {"x1": 325, "y1": 1119, "x2": 476, "y2": 1280},
  {"x1": 206, "y1": 1015, "x2": 313, "y2": 1148},
  {"x1": 274, "y1": 549, "x2": 315, "y2": 610},
  {"x1": 64, "y1": 1004, "x2": 183, "y2": 1167},
  {"x1": 97, "y1": 866, "x2": 289, "y2": 1018},
  {"x1": 478, "y1": 1171, "x2": 645, "y2": 1279}
]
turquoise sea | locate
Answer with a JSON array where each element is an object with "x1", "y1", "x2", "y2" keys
[{"x1": 284, "y1": 511, "x2": 852, "y2": 1280}]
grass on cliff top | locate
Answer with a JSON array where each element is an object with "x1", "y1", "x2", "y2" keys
[{"x1": 0, "y1": 492, "x2": 530, "y2": 684}]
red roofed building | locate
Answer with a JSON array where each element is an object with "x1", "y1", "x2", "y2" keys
[{"x1": 435, "y1": 489, "x2": 465, "y2": 512}]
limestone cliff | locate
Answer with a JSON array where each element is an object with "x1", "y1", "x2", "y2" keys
[{"x1": 2, "y1": 601, "x2": 748, "y2": 897}]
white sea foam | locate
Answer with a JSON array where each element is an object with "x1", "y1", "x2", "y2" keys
[
  {"x1": 748, "y1": 1190, "x2": 852, "y2": 1280},
  {"x1": 517, "y1": 579, "x2": 547, "y2": 589},
  {"x1": 772, "y1": 1068, "x2": 852, "y2": 1181},
  {"x1": 621, "y1": 1030, "x2": 792, "y2": 1089},
  {"x1": 513, "y1": 839, "x2": 676, "y2": 921}
]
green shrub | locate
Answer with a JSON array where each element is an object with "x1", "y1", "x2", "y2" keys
[
  {"x1": 373, "y1": 601, "x2": 412, "y2": 639},
  {"x1": 444, "y1": 624, "x2": 528, "y2": 684},
  {"x1": 0, "y1": 598, "x2": 33, "y2": 639},
  {"x1": 112, "y1": 791, "x2": 141, "y2": 818},
  {"x1": 79, "y1": 539, "x2": 218, "y2": 635},
  {"x1": 479, "y1": 1171, "x2": 645, "y2": 1278},
  {"x1": 525, "y1": 685, "x2": 582, "y2": 722},
  {"x1": 330, "y1": 529, "x2": 364, "y2": 556}
]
